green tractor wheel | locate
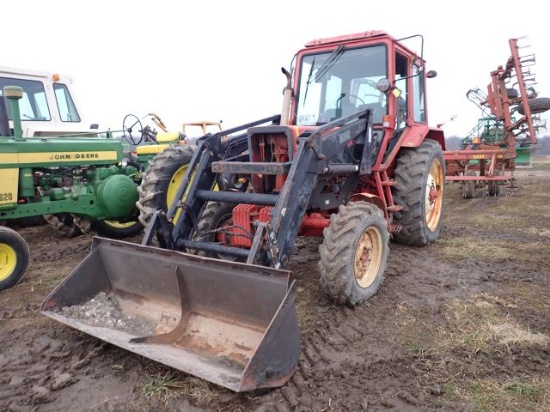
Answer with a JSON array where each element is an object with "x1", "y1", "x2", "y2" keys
[
  {"x1": 0, "y1": 226, "x2": 30, "y2": 291},
  {"x1": 92, "y1": 219, "x2": 144, "y2": 239}
]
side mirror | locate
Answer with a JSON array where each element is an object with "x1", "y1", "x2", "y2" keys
[{"x1": 426, "y1": 70, "x2": 437, "y2": 78}]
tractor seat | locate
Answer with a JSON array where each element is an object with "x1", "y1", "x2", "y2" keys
[{"x1": 136, "y1": 143, "x2": 171, "y2": 155}]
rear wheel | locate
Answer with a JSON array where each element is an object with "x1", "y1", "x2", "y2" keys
[
  {"x1": 487, "y1": 170, "x2": 503, "y2": 196},
  {"x1": 0, "y1": 227, "x2": 30, "y2": 291},
  {"x1": 136, "y1": 145, "x2": 195, "y2": 227},
  {"x1": 93, "y1": 219, "x2": 143, "y2": 239},
  {"x1": 318, "y1": 202, "x2": 389, "y2": 306},
  {"x1": 392, "y1": 139, "x2": 445, "y2": 246},
  {"x1": 518, "y1": 97, "x2": 550, "y2": 115},
  {"x1": 462, "y1": 171, "x2": 476, "y2": 199}
]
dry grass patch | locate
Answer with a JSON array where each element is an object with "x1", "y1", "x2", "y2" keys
[
  {"x1": 500, "y1": 283, "x2": 550, "y2": 317},
  {"x1": 442, "y1": 293, "x2": 549, "y2": 351},
  {"x1": 397, "y1": 293, "x2": 550, "y2": 411},
  {"x1": 437, "y1": 235, "x2": 549, "y2": 266},
  {"x1": 395, "y1": 303, "x2": 442, "y2": 357},
  {"x1": 140, "y1": 372, "x2": 219, "y2": 407},
  {"x1": 394, "y1": 293, "x2": 549, "y2": 356},
  {"x1": 445, "y1": 377, "x2": 550, "y2": 412}
]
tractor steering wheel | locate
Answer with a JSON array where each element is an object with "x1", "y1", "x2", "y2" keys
[
  {"x1": 122, "y1": 114, "x2": 144, "y2": 146},
  {"x1": 336, "y1": 94, "x2": 366, "y2": 113}
]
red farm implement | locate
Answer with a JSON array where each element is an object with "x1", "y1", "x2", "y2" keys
[{"x1": 444, "y1": 37, "x2": 549, "y2": 198}]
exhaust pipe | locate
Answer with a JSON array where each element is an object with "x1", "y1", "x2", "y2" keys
[{"x1": 280, "y1": 68, "x2": 293, "y2": 126}]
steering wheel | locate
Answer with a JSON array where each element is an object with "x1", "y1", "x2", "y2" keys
[{"x1": 122, "y1": 114, "x2": 144, "y2": 146}]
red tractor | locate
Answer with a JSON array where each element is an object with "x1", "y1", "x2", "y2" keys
[{"x1": 42, "y1": 30, "x2": 446, "y2": 392}]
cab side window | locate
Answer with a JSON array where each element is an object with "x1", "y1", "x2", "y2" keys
[{"x1": 394, "y1": 53, "x2": 408, "y2": 129}]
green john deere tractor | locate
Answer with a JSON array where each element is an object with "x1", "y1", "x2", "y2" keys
[{"x1": 0, "y1": 86, "x2": 175, "y2": 291}]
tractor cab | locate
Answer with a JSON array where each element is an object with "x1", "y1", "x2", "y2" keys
[
  {"x1": 291, "y1": 31, "x2": 444, "y2": 155},
  {"x1": 0, "y1": 66, "x2": 99, "y2": 137}
]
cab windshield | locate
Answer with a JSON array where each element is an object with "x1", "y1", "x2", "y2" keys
[
  {"x1": 0, "y1": 77, "x2": 81, "y2": 122},
  {"x1": 296, "y1": 45, "x2": 388, "y2": 125}
]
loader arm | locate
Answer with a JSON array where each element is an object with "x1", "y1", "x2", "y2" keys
[
  {"x1": 268, "y1": 109, "x2": 372, "y2": 267},
  {"x1": 169, "y1": 108, "x2": 372, "y2": 268},
  {"x1": 142, "y1": 115, "x2": 281, "y2": 249}
]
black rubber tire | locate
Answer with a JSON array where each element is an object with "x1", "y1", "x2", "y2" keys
[
  {"x1": 507, "y1": 88, "x2": 519, "y2": 99},
  {"x1": 136, "y1": 145, "x2": 195, "y2": 227},
  {"x1": 462, "y1": 171, "x2": 476, "y2": 199},
  {"x1": 487, "y1": 170, "x2": 502, "y2": 196},
  {"x1": 391, "y1": 139, "x2": 446, "y2": 246},
  {"x1": 318, "y1": 202, "x2": 389, "y2": 306},
  {"x1": 518, "y1": 97, "x2": 550, "y2": 115},
  {"x1": 92, "y1": 219, "x2": 143, "y2": 239},
  {"x1": 0, "y1": 227, "x2": 30, "y2": 291},
  {"x1": 193, "y1": 201, "x2": 245, "y2": 261}
]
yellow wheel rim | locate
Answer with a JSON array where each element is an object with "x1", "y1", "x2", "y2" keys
[
  {"x1": 0, "y1": 243, "x2": 17, "y2": 282},
  {"x1": 167, "y1": 165, "x2": 190, "y2": 224},
  {"x1": 425, "y1": 158, "x2": 444, "y2": 231},
  {"x1": 103, "y1": 220, "x2": 138, "y2": 229},
  {"x1": 354, "y1": 226, "x2": 383, "y2": 288},
  {"x1": 165, "y1": 165, "x2": 219, "y2": 224}
]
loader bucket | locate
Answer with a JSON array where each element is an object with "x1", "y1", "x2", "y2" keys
[{"x1": 40, "y1": 237, "x2": 300, "y2": 392}]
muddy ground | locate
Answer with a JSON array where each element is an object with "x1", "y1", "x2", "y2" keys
[{"x1": 1, "y1": 162, "x2": 549, "y2": 412}]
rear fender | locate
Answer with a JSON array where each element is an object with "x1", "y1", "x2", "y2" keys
[{"x1": 401, "y1": 124, "x2": 445, "y2": 150}]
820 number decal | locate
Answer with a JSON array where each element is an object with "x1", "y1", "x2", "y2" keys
[{"x1": 0, "y1": 193, "x2": 14, "y2": 202}]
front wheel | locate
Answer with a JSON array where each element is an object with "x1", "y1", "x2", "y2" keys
[
  {"x1": 0, "y1": 227, "x2": 30, "y2": 291},
  {"x1": 318, "y1": 202, "x2": 389, "y2": 306},
  {"x1": 392, "y1": 139, "x2": 446, "y2": 246}
]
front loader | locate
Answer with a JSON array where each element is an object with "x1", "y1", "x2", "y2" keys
[{"x1": 42, "y1": 30, "x2": 446, "y2": 392}]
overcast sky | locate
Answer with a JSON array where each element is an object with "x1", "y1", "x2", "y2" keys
[{"x1": 3, "y1": 0, "x2": 549, "y2": 140}]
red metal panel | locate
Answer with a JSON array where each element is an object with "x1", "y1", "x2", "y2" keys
[{"x1": 232, "y1": 204, "x2": 258, "y2": 248}]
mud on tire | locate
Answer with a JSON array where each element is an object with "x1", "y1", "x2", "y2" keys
[
  {"x1": 136, "y1": 145, "x2": 195, "y2": 227},
  {"x1": 391, "y1": 139, "x2": 445, "y2": 246},
  {"x1": 318, "y1": 202, "x2": 389, "y2": 306}
]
